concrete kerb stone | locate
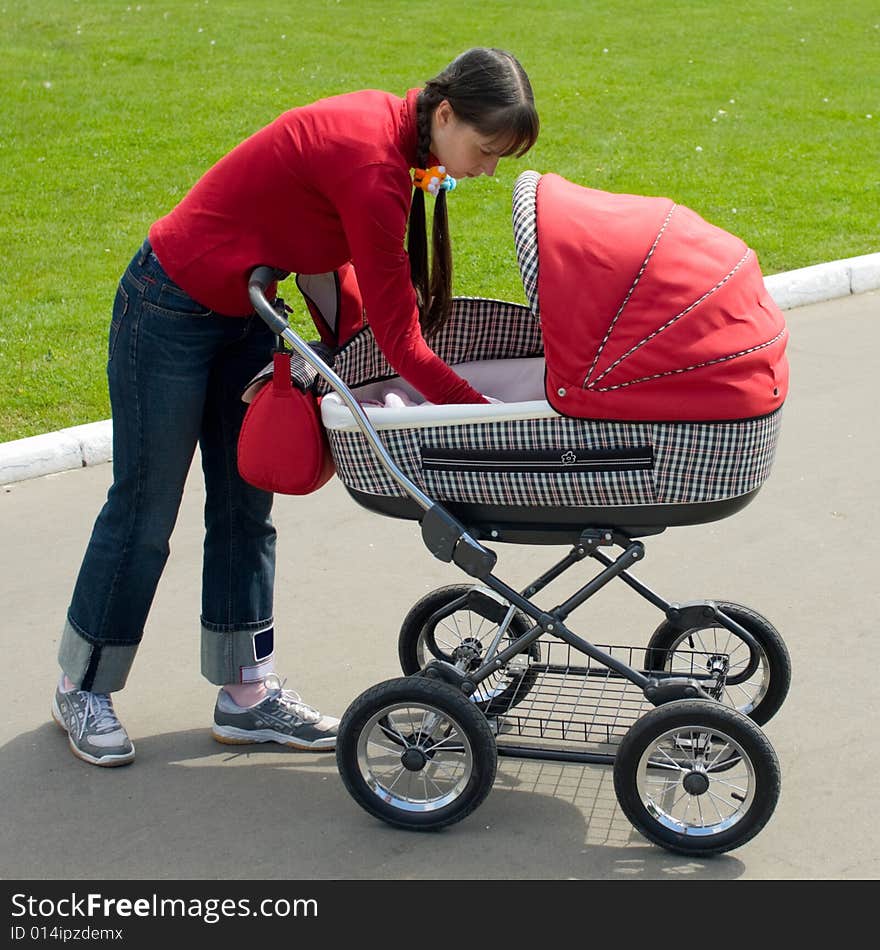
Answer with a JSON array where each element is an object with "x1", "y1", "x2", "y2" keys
[
  {"x1": 762, "y1": 252, "x2": 880, "y2": 310},
  {"x1": 2, "y1": 251, "x2": 879, "y2": 487},
  {"x1": 1, "y1": 420, "x2": 112, "y2": 485}
]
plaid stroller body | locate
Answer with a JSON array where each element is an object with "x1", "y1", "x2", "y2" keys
[{"x1": 313, "y1": 171, "x2": 788, "y2": 540}]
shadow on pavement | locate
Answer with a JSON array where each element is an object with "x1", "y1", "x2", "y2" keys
[{"x1": 1, "y1": 722, "x2": 745, "y2": 881}]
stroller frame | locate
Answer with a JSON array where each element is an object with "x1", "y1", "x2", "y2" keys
[
  {"x1": 249, "y1": 268, "x2": 787, "y2": 856},
  {"x1": 416, "y1": 526, "x2": 755, "y2": 764}
]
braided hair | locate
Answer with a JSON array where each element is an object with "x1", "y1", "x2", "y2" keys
[{"x1": 407, "y1": 48, "x2": 539, "y2": 337}]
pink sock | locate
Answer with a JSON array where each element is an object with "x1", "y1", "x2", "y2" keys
[
  {"x1": 223, "y1": 681, "x2": 269, "y2": 708},
  {"x1": 60, "y1": 674, "x2": 77, "y2": 693}
]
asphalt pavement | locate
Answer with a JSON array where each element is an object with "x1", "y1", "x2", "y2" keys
[{"x1": 1, "y1": 289, "x2": 878, "y2": 881}]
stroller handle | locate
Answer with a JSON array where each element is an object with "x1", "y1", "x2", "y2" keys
[
  {"x1": 248, "y1": 266, "x2": 435, "y2": 512},
  {"x1": 248, "y1": 267, "x2": 498, "y2": 579}
]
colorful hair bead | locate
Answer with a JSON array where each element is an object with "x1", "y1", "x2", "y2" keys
[{"x1": 413, "y1": 165, "x2": 457, "y2": 196}]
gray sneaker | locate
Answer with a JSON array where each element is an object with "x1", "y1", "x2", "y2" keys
[
  {"x1": 212, "y1": 675, "x2": 339, "y2": 751},
  {"x1": 52, "y1": 685, "x2": 135, "y2": 767}
]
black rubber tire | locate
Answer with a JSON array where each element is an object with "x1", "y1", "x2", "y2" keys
[
  {"x1": 336, "y1": 676, "x2": 498, "y2": 831},
  {"x1": 644, "y1": 602, "x2": 791, "y2": 725},
  {"x1": 613, "y1": 699, "x2": 781, "y2": 856},
  {"x1": 398, "y1": 584, "x2": 539, "y2": 716}
]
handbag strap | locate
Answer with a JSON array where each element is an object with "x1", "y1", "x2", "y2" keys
[{"x1": 272, "y1": 344, "x2": 292, "y2": 393}]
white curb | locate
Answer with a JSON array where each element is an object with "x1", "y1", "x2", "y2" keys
[
  {"x1": 1, "y1": 420, "x2": 113, "y2": 486},
  {"x1": 762, "y1": 252, "x2": 880, "y2": 311},
  {"x1": 2, "y1": 252, "x2": 878, "y2": 487}
]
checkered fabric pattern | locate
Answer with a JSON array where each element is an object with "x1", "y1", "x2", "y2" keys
[
  {"x1": 319, "y1": 295, "x2": 782, "y2": 512},
  {"x1": 512, "y1": 170, "x2": 541, "y2": 315},
  {"x1": 246, "y1": 346, "x2": 322, "y2": 398},
  {"x1": 327, "y1": 409, "x2": 782, "y2": 509},
  {"x1": 313, "y1": 297, "x2": 543, "y2": 397},
  {"x1": 289, "y1": 358, "x2": 319, "y2": 392}
]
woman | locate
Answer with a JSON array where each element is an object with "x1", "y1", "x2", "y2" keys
[{"x1": 52, "y1": 47, "x2": 539, "y2": 766}]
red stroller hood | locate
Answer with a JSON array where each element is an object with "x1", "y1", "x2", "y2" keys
[{"x1": 512, "y1": 172, "x2": 789, "y2": 422}]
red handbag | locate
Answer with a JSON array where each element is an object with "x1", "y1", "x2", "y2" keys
[{"x1": 237, "y1": 350, "x2": 335, "y2": 495}]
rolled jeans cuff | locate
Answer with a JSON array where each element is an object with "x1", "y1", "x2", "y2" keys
[
  {"x1": 58, "y1": 617, "x2": 139, "y2": 694},
  {"x1": 200, "y1": 619, "x2": 275, "y2": 686}
]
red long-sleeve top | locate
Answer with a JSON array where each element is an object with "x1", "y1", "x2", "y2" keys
[{"x1": 149, "y1": 88, "x2": 485, "y2": 405}]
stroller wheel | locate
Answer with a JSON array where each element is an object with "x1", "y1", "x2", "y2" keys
[
  {"x1": 613, "y1": 700, "x2": 780, "y2": 856},
  {"x1": 398, "y1": 584, "x2": 539, "y2": 716},
  {"x1": 336, "y1": 677, "x2": 497, "y2": 831},
  {"x1": 644, "y1": 602, "x2": 791, "y2": 725}
]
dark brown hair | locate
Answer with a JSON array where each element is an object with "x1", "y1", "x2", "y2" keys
[{"x1": 408, "y1": 48, "x2": 539, "y2": 336}]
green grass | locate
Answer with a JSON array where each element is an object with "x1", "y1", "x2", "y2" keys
[{"x1": 1, "y1": 0, "x2": 877, "y2": 440}]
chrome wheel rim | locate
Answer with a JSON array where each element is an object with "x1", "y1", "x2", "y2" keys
[
  {"x1": 666, "y1": 626, "x2": 770, "y2": 716},
  {"x1": 636, "y1": 724, "x2": 756, "y2": 836},
  {"x1": 356, "y1": 702, "x2": 474, "y2": 812},
  {"x1": 417, "y1": 609, "x2": 528, "y2": 704}
]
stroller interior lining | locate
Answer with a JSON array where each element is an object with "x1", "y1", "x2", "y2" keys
[{"x1": 321, "y1": 356, "x2": 547, "y2": 427}]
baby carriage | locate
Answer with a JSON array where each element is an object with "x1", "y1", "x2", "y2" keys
[{"x1": 246, "y1": 170, "x2": 791, "y2": 856}]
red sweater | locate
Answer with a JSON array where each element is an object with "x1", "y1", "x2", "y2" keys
[{"x1": 149, "y1": 89, "x2": 485, "y2": 405}]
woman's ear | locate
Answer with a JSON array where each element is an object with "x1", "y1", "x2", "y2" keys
[{"x1": 433, "y1": 99, "x2": 454, "y2": 129}]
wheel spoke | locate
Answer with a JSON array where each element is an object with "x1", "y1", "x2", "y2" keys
[
  {"x1": 365, "y1": 736, "x2": 405, "y2": 759},
  {"x1": 687, "y1": 730, "x2": 701, "y2": 764},
  {"x1": 414, "y1": 708, "x2": 431, "y2": 745},
  {"x1": 422, "y1": 769, "x2": 448, "y2": 798},
  {"x1": 425, "y1": 756, "x2": 462, "y2": 781},
  {"x1": 696, "y1": 792, "x2": 706, "y2": 827},
  {"x1": 652, "y1": 745, "x2": 688, "y2": 771},
  {"x1": 378, "y1": 719, "x2": 410, "y2": 748},
  {"x1": 706, "y1": 789, "x2": 727, "y2": 823},
  {"x1": 704, "y1": 775, "x2": 749, "y2": 795},
  {"x1": 383, "y1": 765, "x2": 409, "y2": 794},
  {"x1": 727, "y1": 641, "x2": 750, "y2": 667},
  {"x1": 706, "y1": 740, "x2": 734, "y2": 770},
  {"x1": 723, "y1": 684, "x2": 748, "y2": 707},
  {"x1": 678, "y1": 792, "x2": 693, "y2": 822},
  {"x1": 428, "y1": 732, "x2": 466, "y2": 753},
  {"x1": 705, "y1": 788, "x2": 740, "y2": 812}
]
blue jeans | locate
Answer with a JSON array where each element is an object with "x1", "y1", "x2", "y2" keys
[{"x1": 58, "y1": 242, "x2": 278, "y2": 692}]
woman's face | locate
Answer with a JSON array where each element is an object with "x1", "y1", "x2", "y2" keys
[{"x1": 429, "y1": 100, "x2": 503, "y2": 180}]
